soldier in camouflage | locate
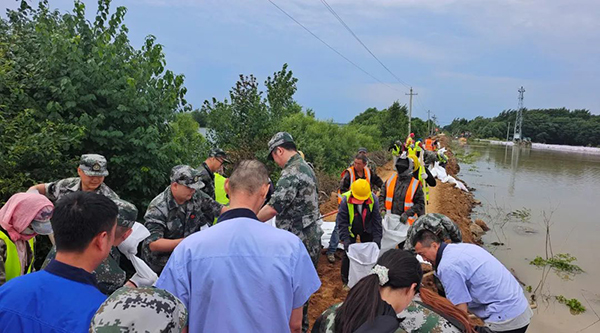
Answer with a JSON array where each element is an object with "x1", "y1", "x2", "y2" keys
[
  {"x1": 90, "y1": 286, "x2": 188, "y2": 333},
  {"x1": 398, "y1": 294, "x2": 465, "y2": 333},
  {"x1": 403, "y1": 213, "x2": 462, "y2": 253},
  {"x1": 257, "y1": 132, "x2": 322, "y2": 333},
  {"x1": 29, "y1": 154, "x2": 119, "y2": 202},
  {"x1": 142, "y1": 165, "x2": 224, "y2": 274},
  {"x1": 312, "y1": 303, "x2": 408, "y2": 333},
  {"x1": 42, "y1": 199, "x2": 139, "y2": 295},
  {"x1": 197, "y1": 148, "x2": 231, "y2": 199}
]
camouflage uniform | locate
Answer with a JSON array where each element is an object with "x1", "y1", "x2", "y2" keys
[
  {"x1": 197, "y1": 148, "x2": 230, "y2": 199},
  {"x1": 267, "y1": 134, "x2": 322, "y2": 267},
  {"x1": 41, "y1": 199, "x2": 138, "y2": 295},
  {"x1": 142, "y1": 165, "x2": 222, "y2": 274},
  {"x1": 268, "y1": 132, "x2": 323, "y2": 333},
  {"x1": 90, "y1": 286, "x2": 188, "y2": 333},
  {"x1": 398, "y1": 295, "x2": 463, "y2": 333},
  {"x1": 44, "y1": 154, "x2": 119, "y2": 202},
  {"x1": 403, "y1": 213, "x2": 462, "y2": 252},
  {"x1": 43, "y1": 246, "x2": 124, "y2": 295},
  {"x1": 313, "y1": 303, "x2": 407, "y2": 333}
]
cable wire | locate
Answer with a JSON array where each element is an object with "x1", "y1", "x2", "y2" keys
[
  {"x1": 319, "y1": 0, "x2": 412, "y2": 89},
  {"x1": 266, "y1": 0, "x2": 400, "y2": 92}
]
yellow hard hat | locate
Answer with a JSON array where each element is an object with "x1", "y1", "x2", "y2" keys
[{"x1": 351, "y1": 179, "x2": 371, "y2": 201}]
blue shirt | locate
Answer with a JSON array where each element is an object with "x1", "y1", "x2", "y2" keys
[
  {"x1": 0, "y1": 259, "x2": 107, "y2": 333},
  {"x1": 436, "y1": 243, "x2": 528, "y2": 322},
  {"x1": 156, "y1": 208, "x2": 321, "y2": 333}
]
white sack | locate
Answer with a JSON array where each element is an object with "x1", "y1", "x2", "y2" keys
[
  {"x1": 380, "y1": 214, "x2": 410, "y2": 256},
  {"x1": 320, "y1": 221, "x2": 344, "y2": 250},
  {"x1": 117, "y1": 222, "x2": 158, "y2": 286},
  {"x1": 347, "y1": 242, "x2": 380, "y2": 288}
]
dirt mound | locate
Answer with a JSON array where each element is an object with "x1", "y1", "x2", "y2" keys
[{"x1": 309, "y1": 251, "x2": 349, "y2": 326}]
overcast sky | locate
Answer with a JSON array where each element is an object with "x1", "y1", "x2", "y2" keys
[{"x1": 2, "y1": 0, "x2": 599, "y2": 124}]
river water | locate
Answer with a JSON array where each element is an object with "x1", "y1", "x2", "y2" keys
[{"x1": 457, "y1": 142, "x2": 600, "y2": 332}]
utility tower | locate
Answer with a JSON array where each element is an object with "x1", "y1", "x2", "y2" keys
[
  {"x1": 427, "y1": 110, "x2": 431, "y2": 136},
  {"x1": 406, "y1": 87, "x2": 418, "y2": 135},
  {"x1": 513, "y1": 86, "x2": 525, "y2": 141}
]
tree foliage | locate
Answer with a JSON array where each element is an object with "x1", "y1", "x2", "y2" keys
[
  {"x1": 0, "y1": 0, "x2": 198, "y2": 207},
  {"x1": 445, "y1": 108, "x2": 600, "y2": 146}
]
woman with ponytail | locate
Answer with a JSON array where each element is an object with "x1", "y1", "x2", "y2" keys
[{"x1": 312, "y1": 249, "x2": 420, "y2": 333}]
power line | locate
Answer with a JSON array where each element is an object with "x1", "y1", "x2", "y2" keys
[
  {"x1": 318, "y1": 0, "x2": 411, "y2": 89},
  {"x1": 266, "y1": 0, "x2": 400, "y2": 92}
]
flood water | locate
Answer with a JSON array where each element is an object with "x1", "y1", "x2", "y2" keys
[{"x1": 457, "y1": 142, "x2": 600, "y2": 332}]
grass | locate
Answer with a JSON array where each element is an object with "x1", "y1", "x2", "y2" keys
[
  {"x1": 555, "y1": 295, "x2": 586, "y2": 315},
  {"x1": 507, "y1": 208, "x2": 532, "y2": 222},
  {"x1": 530, "y1": 253, "x2": 584, "y2": 274}
]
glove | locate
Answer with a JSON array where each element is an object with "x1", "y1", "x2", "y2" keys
[
  {"x1": 129, "y1": 272, "x2": 158, "y2": 288},
  {"x1": 399, "y1": 212, "x2": 409, "y2": 224}
]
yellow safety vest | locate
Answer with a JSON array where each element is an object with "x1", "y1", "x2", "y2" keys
[
  {"x1": 342, "y1": 191, "x2": 375, "y2": 238},
  {"x1": 0, "y1": 231, "x2": 35, "y2": 282},
  {"x1": 214, "y1": 173, "x2": 229, "y2": 205}
]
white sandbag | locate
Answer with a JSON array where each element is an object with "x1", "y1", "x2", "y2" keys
[
  {"x1": 347, "y1": 242, "x2": 380, "y2": 288},
  {"x1": 320, "y1": 221, "x2": 344, "y2": 250},
  {"x1": 380, "y1": 214, "x2": 410, "y2": 257},
  {"x1": 116, "y1": 222, "x2": 158, "y2": 286}
]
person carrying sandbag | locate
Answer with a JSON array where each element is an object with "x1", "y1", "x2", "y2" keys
[{"x1": 338, "y1": 179, "x2": 382, "y2": 285}]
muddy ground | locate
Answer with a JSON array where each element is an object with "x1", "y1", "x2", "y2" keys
[{"x1": 309, "y1": 136, "x2": 483, "y2": 326}]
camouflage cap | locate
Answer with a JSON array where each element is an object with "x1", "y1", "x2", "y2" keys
[
  {"x1": 209, "y1": 148, "x2": 231, "y2": 163},
  {"x1": 79, "y1": 154, "x2": 109, "y2": 177},
  {"x1": 267, "y1": 132, "x2": 295, "y2": 160},
  {"x1": 357, "y1": 147, "x2": 368, "y2": 153},
  {"x1": 113, "y1": 199, "x2": 137, "y2": 228},
  {"x1": 414, "y1": 213, "x2": 455, "y2": 235},
  {"x1": 90, "y1": 286, "x2": 188, "y2": 333},
  {"x1": 170, "y1": 165, "x2": 204, "y2": 190}
]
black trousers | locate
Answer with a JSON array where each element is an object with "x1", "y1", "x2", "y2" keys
[
  {"x1": 476, "y1": 324, "x2": 529, "y2": 333},
  {"x1": 341, "y1": 232, "x2": 374, "y2": 284}
]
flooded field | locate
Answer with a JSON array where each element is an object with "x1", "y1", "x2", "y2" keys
[{"x1": 458, "y1": 142, "x2": 600, "y2": 332}]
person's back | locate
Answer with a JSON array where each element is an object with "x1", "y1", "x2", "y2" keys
[
  {"x1": 0, "y1": 266, "x2": 106, "y2": 332},
  {"x1": 438, "y1": 243, "x2": 529, "y2": 322},
  {"x1": 157, "y1": 160, "x2": 320, "y2": 333}
]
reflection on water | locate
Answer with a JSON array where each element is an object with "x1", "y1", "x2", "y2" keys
[{"x1": 459, "y1": 143, "x2": 600, "y2": 333}]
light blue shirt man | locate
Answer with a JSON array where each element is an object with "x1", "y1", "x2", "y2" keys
[
  {"x1": 156, "y1": 208, "x2": 321, "y2": 333},
  {"x1": 436, "y1": 243, "x2": 529, "y2": 323}
]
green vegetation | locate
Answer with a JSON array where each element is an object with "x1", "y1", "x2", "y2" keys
[
  {"x1": 555, "y1": 295, "x2": 586, "y2": 315},
  {"x1": 445, "y1": 108, "x2": 600, "y2": 146},
  {"x1": 530, "y1": 254, "x2": 584, "y2": 274},
  {"x1": 0, "y1": 1, "x2": 436, "y2": 207},
  {"x1": 508, "y1": 208, "x2": 532, "y2": 222}
]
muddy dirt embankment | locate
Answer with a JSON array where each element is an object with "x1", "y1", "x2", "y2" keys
[{"x1": 310, "y1": 136, "x2": 485, "y2": 326}]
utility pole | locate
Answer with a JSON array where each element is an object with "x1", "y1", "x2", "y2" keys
[
  {"x1": 432, "y1": 114, "x2": 437, "y2": 135},
  {"x1": 506, "y1": 122, "x2": 510, "y2": 141},
  {"x1": 427, "y1": 110, "x2": 431, "y2": 136},
  {"x1": 405, "y1": 87, "x2": 418, "y2": 135},
  {"x1": 513, "y1": 86, "x2": 525, "y2": 141}
]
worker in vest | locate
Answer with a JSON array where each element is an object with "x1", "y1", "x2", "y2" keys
[
  {"x1": 337, "y1": 154, "x2": 383, "y2": 204},
  {"x1": 379, "y1": 156, "x2": 425, "y2": 225},
  {"x1": 0, "y1": 193, "x2": 54, "y2": 286},
  {"x1": 406, "y1": 133, "x2": 415, "y2": 147},
  {"x1": 388, "y1": 140, "x2": 403, "y2": 168},
  {"x1": 425, "y1": 137, "x2": 434, "y2": 151},
  {"x1": 337, "y1": 179, "x2": 382, "y2": 285}
]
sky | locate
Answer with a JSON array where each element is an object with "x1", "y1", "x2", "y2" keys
[{"x1": 2, "y1": 0, "x2": 599, "y2": 125}]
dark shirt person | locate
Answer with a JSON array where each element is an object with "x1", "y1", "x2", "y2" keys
[{"x1": 0, "y1": 192, "x2": 118, "y2": 333}]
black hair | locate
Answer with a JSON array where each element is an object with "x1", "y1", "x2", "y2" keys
[
  {"x1": 229, "y1": 160, "x2": 269, "y2": 195},
  {"x1": 353, "y1": 154, "x2": 368, "y2": 164},
  {"x1": 278, "y1": 142, "x2": 297, "y2": 152},
  {"x1": 334, "y1": 249, "x2": 423, "y2": 333},
  {"x1": 395, "y1": 157, "x2": 410, "y2": 172},
  {"x1": 52, "y1": 191, "x2": 118, "y2": 253},
  {"x1": 412, "y1": 229, "x2": 441, "y2": 248}
]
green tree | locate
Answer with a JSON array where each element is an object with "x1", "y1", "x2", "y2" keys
[{"x1": 0, "y1": 0, "x2": 192, "y2": 208}]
